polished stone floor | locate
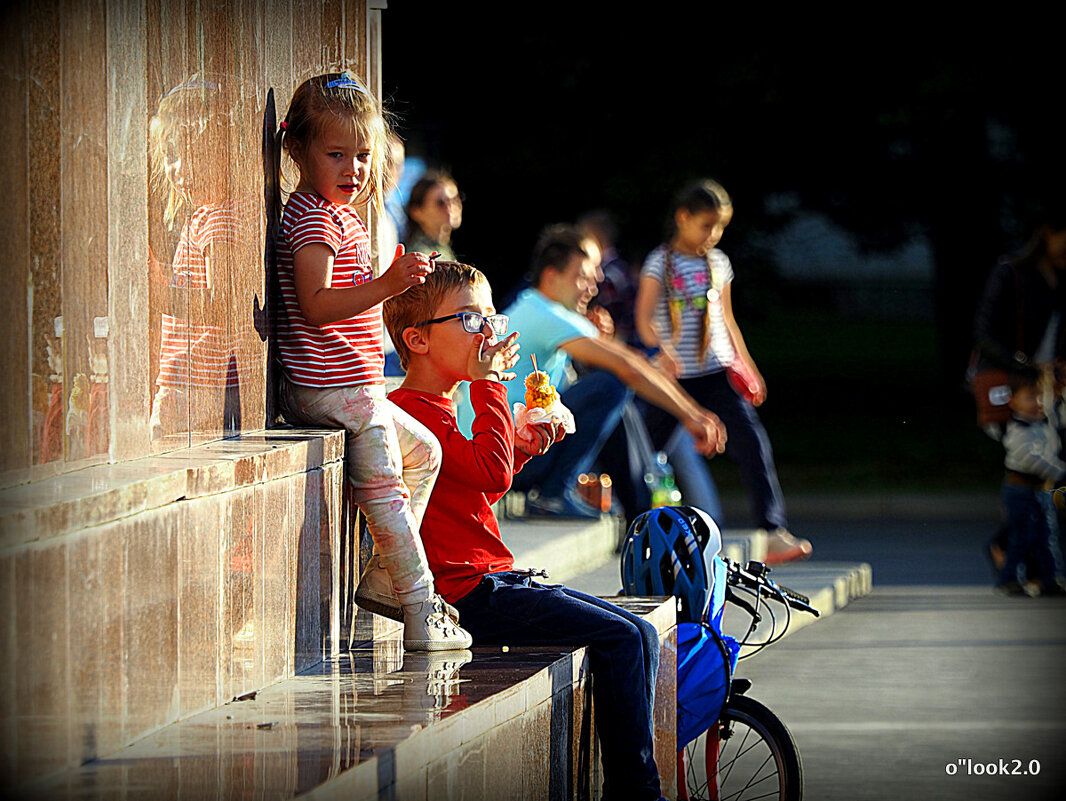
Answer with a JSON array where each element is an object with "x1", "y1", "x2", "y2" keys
[{"x1": 19, "y1": 643, "x2": 569, "y2": 799}]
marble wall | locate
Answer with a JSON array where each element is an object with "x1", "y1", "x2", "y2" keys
[
  {"x1": 0, "y1": 0, "x2": 378, "y2": 486},
  {"x1": 0, "y1": 0, "x2": 382, "y2": 789}
]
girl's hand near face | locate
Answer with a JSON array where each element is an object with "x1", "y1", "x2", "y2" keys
[
  {"x1": 468, "y1": 331, "x2": 520, "y2": 382},
  {"x1": 381, "y1": 244, "x2": 434, "y2": 297}
]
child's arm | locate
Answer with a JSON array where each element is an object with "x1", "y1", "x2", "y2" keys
[
  {"x1": 294, "y1": 243, "x2": 433, "y2": 326},
  {"x1": 1003, "y1": 422, "x2": 1066, "y2": 482},
  {"x1": 409, "y1": 382, "x2": 522, "y2": 495},
  {"x1": 561, "y1": 334, "x2": 726, "y2": 455},
  {"x1": 634, "y1": 274, "x2": 682, "y2": 377},
  {"x1": 720, "y1": 283, "x2": 767, "y2": 406}
]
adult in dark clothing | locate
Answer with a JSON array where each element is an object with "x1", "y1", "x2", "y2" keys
[{"x1": 973, "y1": 219, "x2": 1066, "y2": 378}]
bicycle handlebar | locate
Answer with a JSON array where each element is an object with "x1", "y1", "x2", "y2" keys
[{"x1": 724, "y1": 559, "x2": 821, "y2": 618}]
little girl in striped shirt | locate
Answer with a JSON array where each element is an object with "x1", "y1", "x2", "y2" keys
[
  {"x1": 634, "y1": 179, "x2": 812, "y2": 565},
  {"x1": 276, "y1": 72, "x2": 470, "y2": 651}
]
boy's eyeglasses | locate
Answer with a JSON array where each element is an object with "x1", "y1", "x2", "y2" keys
[{"x1": 418, "y1": 312, "x2": 509, "y2": 336}]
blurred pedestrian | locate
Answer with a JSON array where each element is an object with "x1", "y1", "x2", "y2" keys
[
  {"x1": 377, "y1": 131, "x2": 406, "y2": 271},
  {"x1": 578, "y1": 217, "x2": 725, "y2": 526},
  {"x1": 972, "y1": 212, "x2": 1066, "y2": 433},
  {"x1": 380, "y1": 132, "x2": 407, "y2": 376},
  {"x1": 995, "y1": 368, "x2": 1066, "y2": 596},
  {"x1": 403, "y1": 170, "x2": 463, "y2": 261},
  {"x1": 634, "y1": 179, "x2": 810, "y2": 564},
  {"x1": 504, "y1": 224, "x2": 724, "y2": 519},
  {"x1": 578, "y1": 210, "x2": 640, "y2": 345},
  {"x1": 971, "y1": 209, "x2": 1066, "y2": 574}
]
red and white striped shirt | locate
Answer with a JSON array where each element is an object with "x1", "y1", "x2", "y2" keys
[
  {"x1": 276, "y1": 192, "x2": 385, "y2": 387},
  {"x1": 157, "y1": 202, "x2": 251, "y2": 389}
]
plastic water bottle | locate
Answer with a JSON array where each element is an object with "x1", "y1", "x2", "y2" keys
[{"x1": 645, "y1": 452, "x2": 682, "y2": 508}]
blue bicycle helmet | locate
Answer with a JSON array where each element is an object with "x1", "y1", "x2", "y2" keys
[{"x1": 620, "y1": 505, "x2": 722, "y2": 623}]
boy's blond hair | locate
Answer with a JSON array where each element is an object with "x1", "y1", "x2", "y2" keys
[{"x1": 383, "y1": 260, "x2": 490, "y2": 369}]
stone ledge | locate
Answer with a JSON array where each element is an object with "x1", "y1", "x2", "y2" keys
[
  {"x1": 498, "y1": 515, "x2": 620, "y2": 583},
  {"x1": 0, "y1": 429, "x2": 344, "y2": 550},
  {"x1": 19, "y1": 598, "x2": 677, "y2": 801},
  {"x1": 1, "y1": 448, "x2": 345, "y2": 787}
]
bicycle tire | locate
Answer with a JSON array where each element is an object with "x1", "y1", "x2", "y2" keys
[{"x1": 677, "y1": 694, "x2": 803, "y2": 801}]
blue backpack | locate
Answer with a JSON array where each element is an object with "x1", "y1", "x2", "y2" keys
[
  {"x1": 676, "y1": 553, "x2": 740, "y2": 747},
  {"x1": 621, "y1": 507, "x2": 741, "y2": 747}
]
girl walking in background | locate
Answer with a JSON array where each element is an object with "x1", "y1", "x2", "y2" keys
[
  {"x1": 634, "y1": 179, "x2": 811, "y2": 563},
  {"x1": 276, "y1": 72, "x2": 470, "y2": 650}
]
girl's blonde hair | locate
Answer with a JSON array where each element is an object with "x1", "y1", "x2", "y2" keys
[
  {"x1": 149, "y1": 75, "x2": 235, "y2": 230},
  {"x1": 280, "y1": 71, "x2": 390, "y2": 212}
]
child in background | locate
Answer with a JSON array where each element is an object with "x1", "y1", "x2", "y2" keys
[
  {"x1": 384, "y1": 261, "x2": 666, "y2": 801},
  {"x1": 634, "y1": 179, "x2": 811, "y2": 563},
  {"x1": 998, "y1": 368, "x2": 1066, "y2": 596},
  {"x1": 276, "y1": 72, "x2": 470, "y2": 650}
]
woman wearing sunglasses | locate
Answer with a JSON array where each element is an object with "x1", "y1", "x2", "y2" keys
[{"x1": 404, "y1": 170, "x2": 463, "y2": 261}]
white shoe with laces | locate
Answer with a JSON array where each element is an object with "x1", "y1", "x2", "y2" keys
[{"x1": 403, "y1": 596, "x2": 473, "y2": 651}]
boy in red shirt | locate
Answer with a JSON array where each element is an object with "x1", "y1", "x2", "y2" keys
[{"x1": 383, "y1": 261, "x2": 664, "y2": 801}]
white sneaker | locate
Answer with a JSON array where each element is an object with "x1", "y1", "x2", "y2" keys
[
  {"x1": 403, "y1": 596, "x2": 473, "y2": 651},
  {"x1": 354, "y1": 554, "x2": 404, "y2": 621},
  {"x1": 355, "y1": 555, "x2": 461, "y2": 623},
  {"x1": 763, "y1": 528, "x2": 813, "y2": 564}
]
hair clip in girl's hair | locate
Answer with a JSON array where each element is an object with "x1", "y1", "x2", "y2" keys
[
  {"x1": 279, "y1": 121, "x2": 288, "y2": 131},
  {"x1": 429, "y1": 251, "x2": 441, "y2": 262},
  {"x1": 325, "y1": 76, "x2": 369, "y2": 94}
]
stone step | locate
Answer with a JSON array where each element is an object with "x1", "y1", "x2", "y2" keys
[
  {"x1": 0, "y1": 429, "x2": 349, "y2": 789},
  {"x1": 508, "y1": 516, "x2": 872, "y2": 645},
  {"x1": 21, "y1": 598, "x2": 678, "y2": 801},
  {"x1": 497, "y1": 514, "x2": 621, "y2": 581}
]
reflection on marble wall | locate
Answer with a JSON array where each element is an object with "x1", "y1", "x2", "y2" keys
[
  {"x1": 146, "y1": 74, "x2": 264, "y2": 451},
  {"x1": 0, "y1": 0, "x2": 373, "y2": 486}
]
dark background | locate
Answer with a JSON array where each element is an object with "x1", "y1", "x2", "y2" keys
[{"x1": 382, "y1": 7, "x2": 1065, "y2": 497}]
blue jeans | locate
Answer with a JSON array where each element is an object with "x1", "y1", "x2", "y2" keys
[
  {"x1": 512, "y1": 369, "x2": 632, "y2": 498},
  {"x1": 453, "y1": 572, "x2": 662, "y2": 801},
  {"x1": 645, "y1": 370, "x2": 787, "y2": 530},
  {"x1": 665, "y1": 425, "x2": 724, "y2": 524},
  {"x1": 1001, "y1": 483, "x2": 1062, "y2": 588}
]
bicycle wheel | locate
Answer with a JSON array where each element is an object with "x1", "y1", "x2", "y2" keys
[{"x1": 677, "y1": 694, "x2": 803, "y2": 801}]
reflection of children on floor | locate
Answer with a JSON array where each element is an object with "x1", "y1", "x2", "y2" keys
[
  {"x1": 274, "y1": 72, "x2": 469, "y2": 651},
  {"x1": 996, "y1": 368, "x2": 1066, "y2": 596}
]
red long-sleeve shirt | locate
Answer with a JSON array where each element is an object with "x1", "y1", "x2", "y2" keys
[{"x1": 389, "y1": 380, "x2": 532, "y2": 603}]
